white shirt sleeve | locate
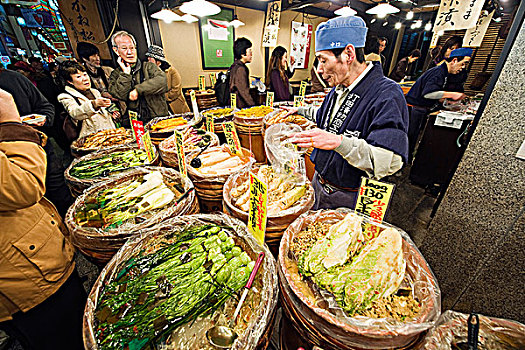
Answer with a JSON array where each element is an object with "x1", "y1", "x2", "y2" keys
[{"x1": 297, "y1": 105, "x2": 319, "y2": 122}]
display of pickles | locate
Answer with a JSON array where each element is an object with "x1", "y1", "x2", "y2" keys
[
  {"x1": 74, "y1": 171, "x2": 183, "y2": 230},
  {"x1": 235, "y1": 106, "x2": 274, "y2": 119},
  {"x1": 95, "y1": 224, "x2": 255, "y2": 350},
  {"x1": 202, "y1": 107, "x2": 233, "y2": 119},
  {"x1": 265, "y1": 110, "x2": 314, "y2": 129},
  {"x1": 162, "y1": 127, "x2": 212, "y2": 154},
  {"x1": 190, "y1": 146, "x2": 251, "y2": 177},
  {"x1": 69, "y1": 149, "x2": 149, "y2": 179},
  {"x1": 230, "y1": 165, "x2": 307, "y2": 216},
  {"x1": 150, "y1": 116, "x2": 188, "y2": 132},
  {"x1": 81, "y1": 128, "x2": 134, "y2": 149}
]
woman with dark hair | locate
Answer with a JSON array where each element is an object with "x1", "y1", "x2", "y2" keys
[
  {"x1": 389, "y1": 49, "x2": 421, "y2": 82},
  {"x1": 429, "y1": 35, "x2": 463, "y2": 69},
  {"x1": 145, "y1": 45, "x2": 189, "y2": 114},
  {"x1": 57, "y1": 61, "x2": 116, "y2": 140},
  {"x1": 266, "y1": 46, "x2": 294, "y2": 101},
  {"x1": 229, "y1": 37, "x2": 255, "y2": 108}
]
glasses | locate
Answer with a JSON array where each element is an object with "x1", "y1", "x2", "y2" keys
[{"x1": 118, "y1": 46, "x2": 136, "y2": 52}]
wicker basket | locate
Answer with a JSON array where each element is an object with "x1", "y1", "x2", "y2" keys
[
  {"x1": 64, "y1": 145, "x2": 160, "y2": 198},
  {"x1": 64, "y1": 166, "x2": 198, "y2": 265},
  {"x1": 70, "y1": 129, "x2": 135, "y2": 158},
  {"x1": 158, "y1": 130, "x2": 219, "y2": 168}
]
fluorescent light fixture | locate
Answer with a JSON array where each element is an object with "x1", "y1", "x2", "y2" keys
[
  {"x1": 229, "y1": 15, "x2": 245, "y2": 28},
  {"x1": 371, "y1": 18, "x2": 376, "y2": 23},
  {"x1": 424, "y1": 22, "x2": 432, "y2": 31},
  {"x1": 395, "y1": 22, "x2": 402, "y2": 29},
  {"x1": 334, "y1": 6, "x2": 357, "y2": 17},
  {"x1": 180, "y1": 0, "x2": 221, "y2": 17},
  {"x1": 151, "y1": 1, "x2": 182, "y2": 23},
  {"x1": 366, "y1": 3, "x2": 400, "y2": 16},
  {"x1": 181, "y1": 13, "x2": 198, "y2": 23},
  {"x1": 406, "y1": 10, "x2": 414, "y2": 19}
]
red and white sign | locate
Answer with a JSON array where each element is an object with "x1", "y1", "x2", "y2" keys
[
  {"x1": 216, "y1": 49, "x2": 223, "y2": 57},
  {"x1": 290, "y1": 21, "x2": 313, "y2": 69},
  {"x1": 131, "y1": 120, "x2": 145, "y2": 149}
]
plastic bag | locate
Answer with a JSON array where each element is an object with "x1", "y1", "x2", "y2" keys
[
  {"x1": 264, "y1": 123, "x2": 307, "y2": 185},
  {"x1": 415, "y1": 310, "x2": 525, "y2": 349},
  {"x1": 278, "y1": 208, "x2": 442, "y2": 349},
  {"x1": 83, "y1": 213, "x2": 279, "y2": 350}
]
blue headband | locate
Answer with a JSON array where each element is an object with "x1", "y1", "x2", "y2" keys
[
  {"x1": 450, "y1": 48, "x2": 473, "y2": 58},
  {"x1": 315, "y1": 16, "x2": 368, "y2": 52}
]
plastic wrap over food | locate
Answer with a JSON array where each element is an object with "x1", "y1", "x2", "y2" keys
[
  {"x1": 265, "y1": 123, "x2": 307, "y2": 184},
  {"x1": 65, "y1": 166, "x2": 196, "y2": 240},
  {"x1": 83, "y1": 213, "x2": 279, "y2": 350},
  {"x1": 158, "y1": 128, "x2": 219, "y2": 168},
  {"x1": 223, "y1": 164, "x2": 315, "y2": 226},
  {"x1": 415, "y1": 310, "x2": 525, "y2": 349},
  {"x1": 187, "y1": 144, "x2": 255, "y2": 185},
  {"x1": 279, "y1": 208, "x2": 441, "y2": 349}
]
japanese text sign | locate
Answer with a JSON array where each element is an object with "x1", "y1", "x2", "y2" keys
[
  {"x1": 205, "y1": 114, "x2": 214, "y2": 133},
  {"x1": 299, "y1": 81, "x2": 307, "y2": 97},
  {"x1": 141, "y1": 131, "x2": 155, "y2": 163},
  {"x1": 209, "y1": 73, "x2": 217, "y2": 87},
  {"x1": 293, "y1": 95, "x2": 304, "y2": 107},
  {"x1": 223, "y1": 121, "x2": 243, "y2": 156},
  {"x1": 131, "y1": 120, "x2": 145, "y2": 149},
  {"x1": 266, "y1": 92, "x2": 274, "y2": 107},
  {"x1": 198, "y1": 75, "x2": 206, "y2": 91},
  {"x1": 190, "y1": 90, "x2": 200, "y2": 119},
  {"x1": 464, "y1": 10, "x2": 494, "y2": 47},
  {"x1": 248, "y1": 172, "x2": 267, "y2": 246},
  {"x1": 174, "y1": 131, "x2": 187, "y2": 177},
  {"x1": 129, "y1": 110, "x2": 138, "y2": 138},
  {"x1": 433, "y1": 0, "x2": 485, "y2": 32},
  {"x1": 262, "y1": 0, "x2": 281, "y2": 47},
  {"x1": 230, "y1": 93, "x2": 237, "y2": 109},
  {"x1": 355, "y1": 177, "x2": 395, "y2": 240}
]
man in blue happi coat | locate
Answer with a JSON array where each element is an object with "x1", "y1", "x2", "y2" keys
[{"x1": 286, "y1": 16, "x2": 409, "y2": 210}]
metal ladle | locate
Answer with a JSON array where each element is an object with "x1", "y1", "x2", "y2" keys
[
  {"x1": 206, "y1": 252, "x2": 265, "y2": 348},
  {"x1": 189, "y1": 142, "x2": 212, "y2": 168}
]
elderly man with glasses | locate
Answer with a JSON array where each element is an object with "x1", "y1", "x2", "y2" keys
[{"x1": 108, "y1": 30, "x2": 168, "y2": 124}]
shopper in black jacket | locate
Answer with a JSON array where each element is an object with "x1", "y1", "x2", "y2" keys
[{"x1": 389, "y1": 49, "x2": 421, "y2": 82}]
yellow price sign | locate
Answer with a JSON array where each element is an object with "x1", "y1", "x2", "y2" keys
[
  {"x1": 293, "y1": 95, "x2": 304, "y2": 107},
  {"x1": 355, "y1": 177, "x2": 396, "y2": 240},
  {"x1": 141, "y1": 131, "x2": 155, "y2": 163},
  {"x1": 230, "y1": 93, "x2": 237, "y2": 109},
  {"x1": 209, "y1": 73, "x2": 217, "y2": 86},
  {"x1": 299, "y1": 81, "x2": 307, "y2": 97},
  {"x1": 198, "y1": 75, "x2": 206, "y2": 91},
  {"x1": 247, "y1": 172, "x2": 267, "y2": 246},
  {"x1": 205, "y1": 114, "x2": 214, "y2": 133},
  {"x1": 129, "y1": 110, "x2": 138, "y2": 138},
  {"x1": 222, "y1": 121, "x2": 243, "y2": 156},
  {"x1": 266, "y1": 92, "x2": 274, "y2": 107},
  {"x1": 174, "y1": 130, "x2": 187, "y2": 177}
]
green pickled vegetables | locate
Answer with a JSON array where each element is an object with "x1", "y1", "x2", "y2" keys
[
  {"x1": 70, "y1": 149, "x2": 150, "y2": 179},
  {"x1": 95, "y1": 224, "x2": 255, "y2": 350}
]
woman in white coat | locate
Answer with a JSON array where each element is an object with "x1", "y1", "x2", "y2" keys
[{"x1": 58, "y1": 61, "x2": 116, "y2": 139}]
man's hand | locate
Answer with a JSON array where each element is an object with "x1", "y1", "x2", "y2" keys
[
  {"x1": 94, "y1": 97, "x2": 112, "y2": 108},
  {"x1": 129, "y1": 89, "x2": 138, "y2": 101},
  {"x1": 291, "y1": 128, "x2": 342, "y2": 150},
  {"x1": 450, "y1": 92, "x2": 466, "y2": 101},
  {"x1": 0, "y1": 89, "x2": 22, "y2": 123},
  {"x1": 280, "y1": 106, "x2": 299, "y2": 117},
  {"x1": 117, "y1": 57, "x2": 131, "y2": 75}
]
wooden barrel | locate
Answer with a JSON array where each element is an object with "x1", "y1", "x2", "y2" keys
[
  {"x1": 187, "y1": 145, "x2": 255, "y2": 213},
  {"x1": 278, "y1": 209, "x2": 441, "y2": 349},
  {"x1": 234, "y1": 107, "x2": 277, "y2": 164},
  {"x1": 201, "y1": 107, "x2": 236, "y2": 145},
  {"x1": 184, "y1": 89, "x2": 219, "y2": 110},
  {"x1": 145, "y1": 112, "x2": 195, "y2": 146},
  {"x1": 222, "y1": 165, "x2": 314, "y2": 258}
]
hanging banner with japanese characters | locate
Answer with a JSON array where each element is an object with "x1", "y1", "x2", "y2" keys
[
  {"x1": 290, "y1": 21, "x2": 313, "y2": 69},
  {"x1": 464, "y1": 10, "x2": 494, "y2": 47},
  {"x1": 247, "y1": 172, "x2": 267, "y2": 246},
  {"x1": 355, "y1": 177, "x2": 395, "y2": 240},
  {"x1": 430, "y1": 31, "x2": 441, "y2": 48},
  {"x1": 57, "y1": 0, "x2": 111, "y2": 59},
  {"x1": 262, "y1": 0, "x2": 281, "y2": 48},
  {"x1": 433, "y1": 0, "x2": 485, "y2": 32}
]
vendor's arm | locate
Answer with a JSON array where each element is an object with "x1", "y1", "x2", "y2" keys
[
  {"x1": 424, "y1": 91, "x2": 466, "y2": 100},
  {"x1": 297, "y1": 105, "x2": 319, "y2": 122}
]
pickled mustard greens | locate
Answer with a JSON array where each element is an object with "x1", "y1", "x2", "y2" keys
[
  {"x1": 69, "y1": 149, "x2": 149, "y2": 179},
  {"x1": 75, "y1": 171, "x2": 183, "y2": 230},
  {"x1": 298, "y1": 214, "x2": 406, "y2": 316},
  {"x1": 95, "y1": 224, "x2": 255, "y2": 350}
]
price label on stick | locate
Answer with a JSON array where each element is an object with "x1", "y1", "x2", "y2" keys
[
  {"x1": 355, "y1": 177, "x2": 396, "y2": 240},
  {"x1": 209, "y1": 73, "x2": 217, "y2": 87},
  {"x1": 129, "y1": 110, "x2": 138, "y2": 138},
  {"x1": 141, "y1": 131, "x2": 155, "y2": 163},
  {"x1": 299, "y1": 81, "x2": 307, "y2": 97},
  {"x1": 205, "y1": 114, "x2": 214, "y2": 133},
  {"x1": 230, "y1": 93, "x2": 237, "y2": 109},
  {"x1": 131, "y1": 120, "x2": 145, "y2": 149},
  {"x1": 266, "y1": 92, "x2": 274, "y2": 107},
  {"x1": 198, "y1": 75, "x2": 206, "y2": 91},
  {"x1": 189, "y1": 90, "x2": 200, "y2": 120},
  {"x1": 174, "y1": 130, "x2": 187, "y2": 177},
  {"x1": 223, "y1": 121, "x2": 243, "y2": 156},
  {"x1": 293, "y1": 95, "x2": 304, "y2": 107},
  {"x1": 248, "y1": 172, "x2": 267, "y2": 246}
]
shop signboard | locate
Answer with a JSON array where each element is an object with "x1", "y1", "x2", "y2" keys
[
  {"x1": 433, "y1": 0, "x2": 485, "y2": 32},
  {"x1": 290, "y1": 21, "x2": 312, "y2": 69},
  {"x1": 247, "y1": 172, "x2": 267, "y2": 246},
  {"x1": 464, "y1": 10, "x2": 494, "y2": 47},
  {"x1": 0, "y1": 56, "x2": 10, "y2": 68},
  {"x1": 355, "y1": 177, "x2": 395, "y2": 240},
  {"x1": 198, "y1": 8, "x2": 234, "y2": 69},
  {"x1": 262, "y1": 0, "x2": 281, "y2": 47},
  {"x1": 131, "y1": 119, "x2": 145, "y2": 149},
  {"x1": 20, "y1": 9, "x2": 55, "y2": 29}
]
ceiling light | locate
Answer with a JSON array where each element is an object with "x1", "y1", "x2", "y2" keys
[
  {"x1": 410, "y1": 23, "x2": 416, "y2": 29},
  {"x1": 399, "y1": 0, "x2": 411, "y2": 2},
  {"x1": 370, "y1": 18, "x2": 376, "y2": 23},
  {"x1": 395, "y1": 22, "x2": 402, "y2": 29},
  {"x1": 151, "y1": 1, "x2": 182, "y2": 23},
  {"x1": 414, "y1": 19, "x2": 422, "y2": 28},
  {"x1": 229, "y1": 15, "x2": 244, "y2": 28},
  {"x1": 383, "y1": 21, "x2": 388, "y2": 26},
  {"x1": 335, "y1": 6, "x2": 357, "y2": 17},
  {"x1": 424, "y1": 22, "x2": 432, "y2": 31},
  {"x1": 366, "y1": 3, "x2": 400, "y2": 16},
  {"x1": 181, "y1": 13, "x2": 198, "y2": 23},
  {"x1": 376, "y1": 12, "x2": 387, "y2": 18},
  {"x1": 180, "y1": 0, "x2": 221, "y2": 17},
  {"x1": 437, "y1": 30, "x2": 444, "y2": 36},
  {"x1": 406, "y1": 10, "x2": 414, "y2": 19}
]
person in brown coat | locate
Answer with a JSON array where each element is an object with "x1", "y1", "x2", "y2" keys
[
  {"x1": 145, "y1": 45, "x2": 190, "y2": 114},
  {"x1": 229, "y1": 37, "x2": 255, "y2": 108},
  {"x1": 0, "y1": 88, "x2": 86, "y2": 349}
]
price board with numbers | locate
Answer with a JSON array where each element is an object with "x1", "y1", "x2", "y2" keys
[
  {"x1": 247, "y1": 172, "x2": 267, "y2": 246},
  {"x1": 129, "y1": 111, "x2": 138, "y2": 138},
  {"x1": 190, "y1": 90, "x2": 200, "y2": 118},
  {"x1": 141, "y1": 131, "x2": 155, "y2": 163},
  {"x1": 266, "y1": 92, "x2": 274, "y2": 107},
  {"x1": 131, "y1": 120, "x2": 145, "y2": 149},
  {"x1": 230, "y1": 93, "x2": 237, "y2": 109},
  {"x1": 299, "y1": 81, "x2": 307, "y2": 97},
  {"x1": 222, "y1": 121, "x2": 243, "y2": 156},
  {"x1": 209, "y1": 73, "x2": 217, "y2": 86},
  {"x1": 355, "y1": 177, "x2": 395, "y2": 240},
  {"x1": 205, "y1": 114, "x2": 214, "y2": 133}
]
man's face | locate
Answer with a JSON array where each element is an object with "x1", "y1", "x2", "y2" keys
[
  {"x1": 316, "y1": 47, "x2": 352, "y2": 87},
  {"x1": 242, "y1": 47, "x2": 253, "y2": 63},
  {"x1": 113, "y1": 35, "x2": 137, "y2": 65},
  {"x1": 86, "y1": 53, "x2": 101, "y2": 68},
  {"x1": 450, "y1": 57, "x2": 470, "y2": 74},
  {"x1": 379, "y1": 40, "x2": 386, "y2": 54}
]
